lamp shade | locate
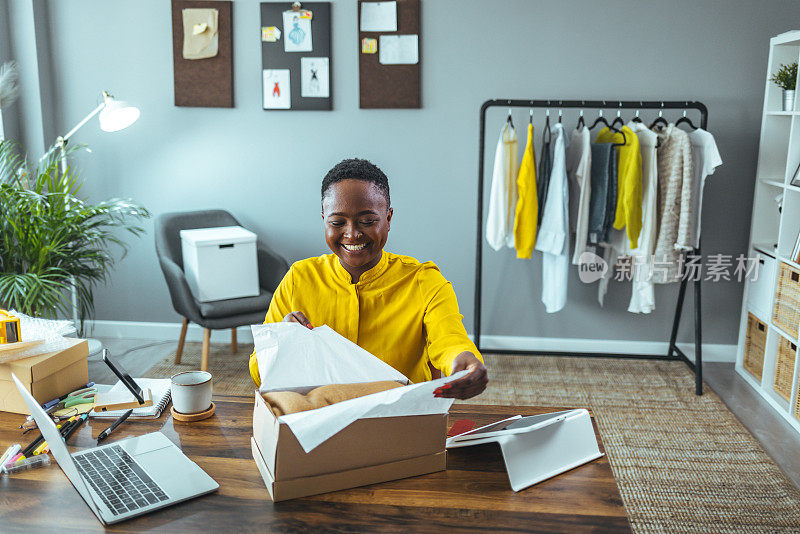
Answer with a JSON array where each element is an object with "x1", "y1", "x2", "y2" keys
[{"x1": 99, "y1": 96, "x2": 140, "y2": 132}]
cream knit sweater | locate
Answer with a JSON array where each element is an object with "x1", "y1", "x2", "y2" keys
[{"x1": 653, "y1": 124, "x2": 694, "y2": 284}]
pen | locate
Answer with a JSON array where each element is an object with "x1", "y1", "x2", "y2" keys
[
  {"x1": 61, "y1": 414, "x2": 88, "y2": 443},
  {"x1": 97, "y1": 409, "x2": 133, "y2": 443},
  {"x1": 1, "y1": 454, "x2": 50, "y2": 475},
  {"x1": 6, "y1": 452, "x2": 23, "y2": 468}
]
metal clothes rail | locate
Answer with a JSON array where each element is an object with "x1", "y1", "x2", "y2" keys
[{"x1": 474, "y1": 99, "x2": 709, "y2": 395}]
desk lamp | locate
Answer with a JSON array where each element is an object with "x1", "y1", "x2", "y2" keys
[{"x1": 42, "y1": 91, "x2": 140, "y2": 355}]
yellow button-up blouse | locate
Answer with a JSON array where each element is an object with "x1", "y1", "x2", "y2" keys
[{"x1": 248, "y1": 251, "x2": 481, "y2": 386}]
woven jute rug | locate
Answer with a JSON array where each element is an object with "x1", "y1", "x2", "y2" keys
[{"x1": 146, "y1": 344, "x2": 800, "y2": 533}]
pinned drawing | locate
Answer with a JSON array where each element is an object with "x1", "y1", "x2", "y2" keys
[
  {"x1": 263, "y1": 69, "x2": 290, "y2": 109},
  {"x1": 301, "y1": 57, "x2": 329, "y2": 98},
  {"x1": 283, "y1": 11, "x2": 312, "y2": 52}
]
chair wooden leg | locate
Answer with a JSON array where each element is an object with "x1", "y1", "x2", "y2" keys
[
  {"x1": 231, "y1": 328, "x2": 238, "y2": 354},
  {"x1": 201, "y1": 328, "x2": 211, "y2": 372},
  {"x1": 175, "y1": 318, "x2": 189, "y2": 364}
]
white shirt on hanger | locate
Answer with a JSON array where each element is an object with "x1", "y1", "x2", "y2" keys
[
  {"x1": 535, "y1": 123, "x2": 569, "y2": 313},
  {"x1": 688, "y1": 129, "x2": 723, "y2": 248},
  {"x1": 486, "y1": 122, "x2": 519, "y2": 251},
  {"x1": 627, "y1": 122, "x2": 659, "y2": 313},
  {"x1": 567, "y1": 126, "x2": 592, "y2": 265}
]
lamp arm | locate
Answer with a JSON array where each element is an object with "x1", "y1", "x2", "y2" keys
[
  {"x1": 62, "y1": 102, "x2": 105, "y2": 142},
  {"x1": 39, "y1": 102, "x2": 105, "y2": 164}
]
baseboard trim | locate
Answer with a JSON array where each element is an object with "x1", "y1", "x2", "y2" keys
[{"x1": 89, "y1": 320, "x2": 736, "y2": 363}]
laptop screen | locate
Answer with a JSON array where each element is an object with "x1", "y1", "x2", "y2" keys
[{"x1": 11, "y1": 373, "x2": 103, "y2": 520}]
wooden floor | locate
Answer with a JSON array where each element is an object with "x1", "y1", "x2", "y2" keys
[{"x1": 91, "y1": 338, "x2": 800, "y2": 491}]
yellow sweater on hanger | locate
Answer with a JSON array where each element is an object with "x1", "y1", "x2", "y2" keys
[
  {"x1": 596, "y1": 125, "x2": 642, "y2": 249},
  {"x1": 513, "y1": 123, "x2": 538, "y2": 258}
]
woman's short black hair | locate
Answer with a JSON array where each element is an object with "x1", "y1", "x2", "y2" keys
[{"x1": 321, "y1": 158, "x2": 390, "y2": 207}]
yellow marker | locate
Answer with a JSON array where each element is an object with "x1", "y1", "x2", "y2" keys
[
  {"x1": 33, "y1": 442, "x2": 48, "y2": 456},
  {"x1": 0, "y1": 310, "x2": 21, "y2": 344}
]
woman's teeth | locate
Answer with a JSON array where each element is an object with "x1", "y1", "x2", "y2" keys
[{"x1": 342, "y1": 243, "x2": 367, "y2": 251}]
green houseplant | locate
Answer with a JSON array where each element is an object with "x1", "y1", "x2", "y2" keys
[
  {"x1": 770, "y1": 61, "x2": 798, "y2": 111},
  {"x1": 0, "y1": 140, "x2": 150, "y2": 332}
]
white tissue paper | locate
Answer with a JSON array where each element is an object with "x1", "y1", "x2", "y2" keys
[{"x1": 252, "y1": 322, "x2": 468, "y2": 452}]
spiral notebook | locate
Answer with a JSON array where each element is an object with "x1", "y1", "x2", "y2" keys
[{"x1": 90, "y1": 378, "x2": 172, "y2": 419}]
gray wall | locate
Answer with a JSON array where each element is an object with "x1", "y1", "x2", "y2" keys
[{"x1": 9, "y1": 0, "x2": 800, "y2": 344}]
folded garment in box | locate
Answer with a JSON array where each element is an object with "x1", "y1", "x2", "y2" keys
[{"x1": 262, "y1": 381, "x2": 404, "y2": 416}]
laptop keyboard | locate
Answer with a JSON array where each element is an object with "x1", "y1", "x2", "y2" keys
[{"x1": 74, "y1": 444, "x2": 169, "y2": 516}]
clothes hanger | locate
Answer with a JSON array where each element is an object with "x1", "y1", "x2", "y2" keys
[
  {"x1": 609, "y1": 101, "x2": 625, "y2": 129},
  {"x1": 631, "y1": 102, "x2": 643, "y2": 123},
  {"x1": 649, "y1": 102, "x2": 669, "y2": 129},
  {"x1": 529, "y1": 102, "x2": 533, "y2": 126},
  {"x1": 558, "y1": 101, "x2": 563, "y2": 124},
  {"x1": 543, "y1": 103, "x2": 552, "y2": 143},
  {"x1": 675, "y1": 102, "x2": 698, "y2": 130},
  {"x1": 506, "y1": 103, "x2": 514, "y2": 129},
  {"x1": 589, "y1": 107, "x2": 610, "y2": 130},
  {"x1": 576, "y1": 101, "x2": 585, "y2": 129}
]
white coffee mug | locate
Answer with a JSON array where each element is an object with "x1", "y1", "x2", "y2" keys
[{"x1": 171, "y1": 371, "x2": 213, "y2": 414}]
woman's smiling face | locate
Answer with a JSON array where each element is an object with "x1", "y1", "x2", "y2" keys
[{"x1": 322, "y1": 179, "x2": 392, "y2": 281}]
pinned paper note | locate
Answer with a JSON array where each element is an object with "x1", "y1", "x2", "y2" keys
[
  {"x1": 360, "y1": 1, "x2": 397, "y2": 32},
  {"x1": 263, "y1": 69, "x2": 290, "y2": 109},
  {"x1": 361, "y1": 37, "x2": 377, "y2": 54},
  {"x1": 379, "y1": 34, "x2": 418, "y2": 65},
  {"x1": 262, "y1": 26, "x2": 281, "y2": 42},
  {"x1": 283, "y1": 11, "x2": 312, "y2": 52},
  {"x1": 301, "y1": 57, "x2": 329, "y2": 98}
]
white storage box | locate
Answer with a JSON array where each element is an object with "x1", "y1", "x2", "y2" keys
[{"x1": 180, "y1": 226, "x2": 259, "y2": 302}]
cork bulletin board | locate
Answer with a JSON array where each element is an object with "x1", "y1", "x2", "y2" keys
[
  {"x1": 358, "y1": 0, "x2": 420, "y2": 109},
  {"x1": 260, "y1": 2, "x2": 332, "y2": 111},
  {"x1": 171, "y1": 0, "x2": 234, "y2": 108}
]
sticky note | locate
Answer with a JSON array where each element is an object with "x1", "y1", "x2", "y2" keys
[
  {"x1": 361, "y1": 37, "x2": 377, "y2": 54},
  {"x1": 262, "y1": 26, "x2": 281, "y2": 42}
]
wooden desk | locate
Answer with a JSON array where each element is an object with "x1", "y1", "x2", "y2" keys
[{"x1": 0, "y1": 398, "x2": 630, "y2": 532}]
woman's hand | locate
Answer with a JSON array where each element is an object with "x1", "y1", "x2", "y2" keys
[
  {"x1": 433, "y1": 352, "x2": 488, "y2": 400},
  {"x1": 282, "y1": 311, "x2": 313, "y2": 329}
]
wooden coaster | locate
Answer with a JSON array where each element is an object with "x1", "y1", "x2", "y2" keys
[{"x1": 171, "y1": 402, "x2": 215, "y2": 422}]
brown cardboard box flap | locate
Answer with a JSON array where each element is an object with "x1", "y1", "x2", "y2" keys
[
  {"x1": 0, "y1": 339, "x2": 88, "y2": 382},
  {"x1": 251, "y1": 436, "x2": 445, "y2": 502}
]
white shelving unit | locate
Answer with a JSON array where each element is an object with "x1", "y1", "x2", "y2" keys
[{"x1": 736, "y1": 31, "x2": 800, "y2": 434}]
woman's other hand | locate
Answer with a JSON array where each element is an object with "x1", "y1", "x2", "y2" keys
[
  {"x1": 433, "y1": 352, "x2": 488, "y2": 400},
  {"x1": 282, "y1": 311, "x2": 313, "y2": 329}
]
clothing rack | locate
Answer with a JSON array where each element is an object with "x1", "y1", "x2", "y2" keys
[{"x1": 474, "y1": 99, "x2": 709, "y2": 396}]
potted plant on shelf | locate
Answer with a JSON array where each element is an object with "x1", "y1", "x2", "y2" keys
[
  {"x1": 770, "y1": 61, "x2": 798, "y2": 111},
  {"x1": 0, "y1": 140, "x2": 150, "y2": 334}
]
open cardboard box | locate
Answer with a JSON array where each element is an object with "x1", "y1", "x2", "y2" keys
[
  {"x1": 0, "y1": 338, "x2": 88, "y2": 414},
  {"x1": 250, "y1": 323, "x2": 462, "y2": 502}
]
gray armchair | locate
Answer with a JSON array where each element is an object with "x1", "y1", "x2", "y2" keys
[{"x1": 155, "y1": 210, "x2": 289, "y2": 371}]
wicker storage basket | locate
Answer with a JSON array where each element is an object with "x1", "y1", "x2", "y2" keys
[
  {"x1": 743, "y1": 313, "x2": 767, "y2": 380},
  {"x1": 773, "y1": 262, "x2": 800, "y2": 338},
  {"x1": 773, "y1": 336, "x2": 796, "y2": 401},
  {"x1": 794, "y1": 378, "x2": 800, "y2": 422}
]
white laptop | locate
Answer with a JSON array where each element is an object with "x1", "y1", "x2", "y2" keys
[{"x1": 12, "y1": 373, "x2": 219, "y2": 525}]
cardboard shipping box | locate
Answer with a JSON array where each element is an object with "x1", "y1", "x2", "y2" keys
[
  {"x1": 252, "y1": 393, "x2": 447, "y2": 501},
  {"x1": 0, "y1": 338, "x2": 89, "y2": 414},
  {"x1": 250, "y1": 323, "x2": 464, "y2": 502}
]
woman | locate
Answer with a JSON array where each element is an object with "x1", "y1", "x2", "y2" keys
[{"x1": 249, "y1": 158, "x2": 488, "y2": 399}]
